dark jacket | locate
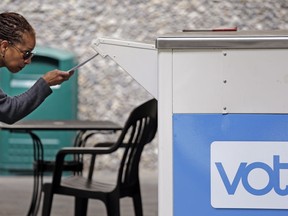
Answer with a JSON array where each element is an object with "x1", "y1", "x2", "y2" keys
[{"x1": 0, "y1": 77, "x2": 52, "y2": 124}]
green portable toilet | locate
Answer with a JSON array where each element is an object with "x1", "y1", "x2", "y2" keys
[{"x1": 0, "y1": 46, "x2": 78, "y2": 175}]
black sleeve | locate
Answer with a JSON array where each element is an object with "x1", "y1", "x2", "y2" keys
[{"x1": 0, "y1": 77, "x2": 52, "y2": 124}]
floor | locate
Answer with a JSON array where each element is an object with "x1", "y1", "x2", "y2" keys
[{"x1": 0, "y1": 170, "x2": 158, "y2": 216}]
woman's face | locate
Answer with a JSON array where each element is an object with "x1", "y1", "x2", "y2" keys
[{"x1": 4, "y1": 32, "x2": 36, "y2": 73}]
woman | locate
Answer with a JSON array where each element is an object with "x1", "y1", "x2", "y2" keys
[{"x1": 0, "y1": 12, "x2": 73, "y2": 124}]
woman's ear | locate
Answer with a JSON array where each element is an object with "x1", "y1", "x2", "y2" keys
[{"x1": 0, "y1": 40, "x2": 9, "y2": 57}]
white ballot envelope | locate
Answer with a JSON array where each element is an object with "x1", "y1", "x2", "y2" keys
[{"x1": 67, "y1": 53, "x2": 99, "y2": 72}]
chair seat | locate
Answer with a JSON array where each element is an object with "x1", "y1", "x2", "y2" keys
[{"x1": 61, "y1": 176, "x2": 116, "y2": 193}]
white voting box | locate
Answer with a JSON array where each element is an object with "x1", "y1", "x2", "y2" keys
[{"x1": 92, "y1": 31, "x2": 288, "y2": 216}]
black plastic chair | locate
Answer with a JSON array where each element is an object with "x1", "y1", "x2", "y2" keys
[{"x1": 41, "y1": 98, "x2": 158, "y2": 216}]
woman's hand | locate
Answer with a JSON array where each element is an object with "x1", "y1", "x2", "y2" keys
[{"x1": 42, "y1": 69, "x2": 74, "y2": 86}]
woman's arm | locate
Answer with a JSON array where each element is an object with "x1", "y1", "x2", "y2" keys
[{"x1": 0, "y1": 77, "x2": 52, "y2": 124}]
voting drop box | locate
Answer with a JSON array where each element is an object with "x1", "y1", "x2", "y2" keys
[{"x1": 92, "y1": 31, "x2": 288, "y2": 216}]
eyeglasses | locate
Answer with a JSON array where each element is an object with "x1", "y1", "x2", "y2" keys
[{"x1": 8, "y1": 41, "x2": 35, "y2": 60}]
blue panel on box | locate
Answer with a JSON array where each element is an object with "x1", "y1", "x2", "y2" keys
[{"x1": 173, "y1": 114, "x2": 288, "y2": 216}]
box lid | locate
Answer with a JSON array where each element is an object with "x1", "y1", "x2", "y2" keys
[{"x1": 156, "y1": 30, "x2": 288, "y2": 49}]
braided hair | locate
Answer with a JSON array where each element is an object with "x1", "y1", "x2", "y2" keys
[{"x1": 0, "y1": 12, "x2": 35, "y2": 44}]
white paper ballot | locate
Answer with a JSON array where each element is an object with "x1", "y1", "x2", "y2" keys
[{"x1": 68, "y1": 53, "x2": 99, "y2": 72}]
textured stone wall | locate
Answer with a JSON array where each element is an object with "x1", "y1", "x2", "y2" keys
[{"x1": 1, "y1": 0, "x2": 288, "y2": 170}]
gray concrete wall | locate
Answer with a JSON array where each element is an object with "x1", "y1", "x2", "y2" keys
[{"x1": 1, "y1": 0, "x2": 288, "y2": 170}]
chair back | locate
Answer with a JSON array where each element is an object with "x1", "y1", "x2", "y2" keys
[{"x1": 116, "y1": 99, "x2": 157, "y2": 190}]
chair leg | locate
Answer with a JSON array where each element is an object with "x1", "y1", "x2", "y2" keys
[
  {"x1": 75, "y1": 197, "x2": 88, "y2": 216},
  {"x1": 132, "y1": 191, "x2": 143, "y2": 216},
  {"x1": 41, "y1": 185, "x2": 54, "y2": 216},
  {"x1": 106, "y1": 197, "x2": 120, "y2": 216}
]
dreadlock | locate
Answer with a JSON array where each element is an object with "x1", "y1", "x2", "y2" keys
[{"x1": 0, "y1": 12, "x2": 35, "y2": 44}]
